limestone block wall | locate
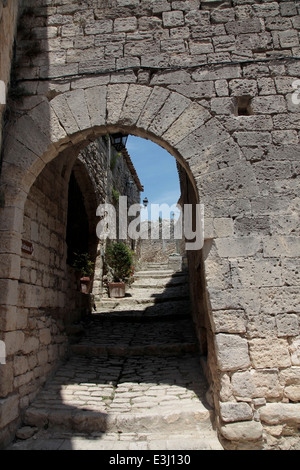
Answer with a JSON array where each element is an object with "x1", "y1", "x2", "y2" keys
[
  {"x1": 0, "y1": 0, "x2": 300, "y2": 450},
  {"x1": 18, "y1": 156, "x2": 69, "y2": 394},
  {"x1": 139, "y1": 220, "x2": 184, "y2": 264},
  {"x1": 0, "y1": 0, "x2": 20, "y2": 151},
  {"x1": 76, "y1": 138, "x2": 110, "y2": 301},
  {"x1": 78, "y1": 137, "x2": 142, "y2": 300},
  {"x1": 0, "y1": 127, "x2": 141, "y2": 446},
  {"x1": 21, "y1": 154, "x2": 77, "y2": 321},
  {"x1": 0, "y1": 150, "x2": 72, "y2": 447}
]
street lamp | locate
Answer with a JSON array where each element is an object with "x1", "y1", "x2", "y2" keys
[
  {"x1": 126, "y1": 180, "x2": 134, "y2": 195},
  {"x1": 110, "y1": 133, "x2": 128, "y2": 151}
]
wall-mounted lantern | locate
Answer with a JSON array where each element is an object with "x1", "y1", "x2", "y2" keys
[{"x1": 110, "y1": 133, "x2": 128, "y2": 151}]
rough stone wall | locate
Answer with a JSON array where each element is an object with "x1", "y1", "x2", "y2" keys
[
  {"x1": 0, "y1": 0, "x2": 19, "y2": 88},
  {"x1": 0, "y1": 0, "x2": 20, "y2": 152},
  {"x1": 78, "y1": 137, "x2": 142, "y2": 300},
  {"x1": 110, "y1": 147, "x2": 142, "y2": 210},
  {"x1": 77, "y1": 138, "x2": 110, "y2": 300},
  {"x1": 139, "y1": 220, "x2": 183, "y2": 264},
  {"x1": 0, "y1": 0, "x2": 300, "y2": 450},
  {"x1": 0, "y1": 149, "x2": 72, "y2": 447},
  {"x1": 18, "y1": 157, "x2": 69, "y2": 391},
  {"x1": 0, "y1": 129, "x2": 141, "y2": 446},
  {"x1": 77, "y1": 138, "x2": 109, "y2": 208}
]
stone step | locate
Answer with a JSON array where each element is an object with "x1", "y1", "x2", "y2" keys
[
  {"x1": 94, "y1": 299, "x2": 192, "y2": 319},
  {"x1": 128, "y1": 287, "x2": 189, "y2": 303},
  {"x1": 135, "y1": 283, "x2": 189, "y2": 297},
  {"x1": 24, "y1": 403, "x2": 215, "y2": 435},
  {"x1": 134, "y1": 270, "x2": 184, "y2": 279},
  {"x1": 73, "y1": 315, "x2": 197, "y2": 340},
  {"x1": 143, "y1": 263, "x2": 170, "y2": 270},
  {"x1": 12, "y1": 264, "x2": 224, "y2": 451},
  {"x1": 8, "y1": 428, "x2": 223, "y2": 451},
  {"x1": 96, "y1": 290, "x2": 190, "y2": 311},
  {"x1": 71, "y1": 313, "x2": 198, "y2": 357},
  {"x1": 22, "y1": 353, "x2": 215, "y2": 436},
  {"x1": 132, "y1": 275, "x2": 188, "y2": 288},
  {"x1": 71, "y1": 342, "x2": 199, "y2": 357}
]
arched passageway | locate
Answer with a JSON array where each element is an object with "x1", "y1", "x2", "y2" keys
[
  {"x1": 0, "y1": 87, "x2": 216, "y2": 447},
  {"x1": 1, "y1": 0, "x2": 300, "y2": 450},
  {"x1": 10, "y1": 128, "x2": 219, "y2": 451}
]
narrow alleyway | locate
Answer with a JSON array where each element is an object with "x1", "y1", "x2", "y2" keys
[{"x1": 8, "y1": 265, "x2": 223, "y2": 450}]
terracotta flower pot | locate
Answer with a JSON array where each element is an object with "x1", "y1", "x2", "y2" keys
[
  {"x1": 108, "y1": 282, "x2": 126, "y2": 298},
  {"x1": 80, "y1": 276, "x2": 91, "y2": 294}
]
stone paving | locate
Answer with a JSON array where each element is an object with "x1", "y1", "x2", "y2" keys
[{"x1": 8, "y1": 265, "x2": 223, "y2": 450}]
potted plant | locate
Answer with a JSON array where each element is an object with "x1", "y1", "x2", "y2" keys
[
  {"x1": 72, "y1": 252, "x2": 94, "y2": 294},
  {"x1": 105, "y1": 242, "x2": 134, "y2": 298}
]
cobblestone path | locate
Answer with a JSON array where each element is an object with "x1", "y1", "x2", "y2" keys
[{"x1": 8, "y1": 264, "x2": 223, "y2": 450}]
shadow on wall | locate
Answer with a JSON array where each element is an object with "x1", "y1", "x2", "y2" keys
[
  {"x1": 8, "y1": 271, "x2": 215, "y2": 450},
  {"x1": 0, "y1": 3, "x2": 207, "y2": 449}
]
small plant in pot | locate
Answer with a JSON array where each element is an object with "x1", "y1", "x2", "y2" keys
[
  {"x1": 105, "y1": 242, "x2": 134, "y2": 298},
  {"x1": 71, "y1": 252, "x2": 94, "y2": 294}
]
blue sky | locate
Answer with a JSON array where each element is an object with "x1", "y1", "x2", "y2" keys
[{"x1": 126, "y1": 135, "x2": 181, "y2": 221}]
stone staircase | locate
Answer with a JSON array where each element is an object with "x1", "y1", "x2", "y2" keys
[{"x1": 9, "y1": 265, "x2": 223, "y2": 450}]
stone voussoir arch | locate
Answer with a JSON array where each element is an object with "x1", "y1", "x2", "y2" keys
[
  {"x1": 1, "y1": 83, "x2": 218, "y2": 290},
  {"x1": 1, "y1": 0, "x2": 300, "y2": 451},
  {"x1": 1, "y1": 80, "x2": 254, "y2": 364},
  {"x1": 0, "y1": 81, "x2": 260, "y2": 449},
  {"x1": 2, "y1": 82, "x2": 247, "y2": 204}
]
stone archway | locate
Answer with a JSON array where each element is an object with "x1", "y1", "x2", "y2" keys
[
  {"x1": 0, "y1": 82, "x2": 259, "y2": 448},
  {"x1": 0, "y1": 0, "x2": 300, "y2": 447}
]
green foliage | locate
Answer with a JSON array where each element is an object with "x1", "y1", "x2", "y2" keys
[
  {"x1": 112, "y1": 187, "x2": 120, "y2": 205},
  {"x1": 110, "y1": 152, "x2": 120, "y2": 171},
  {"x1": 71, "y1": 253, "x2": 94, "y2": 277},
  {"x1": 105, "y1": 242, "x2": 134, "y2": 282}
]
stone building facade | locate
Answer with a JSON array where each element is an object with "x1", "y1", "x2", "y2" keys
[
  {"x1": 0, "y1": 0, "x2": 300, "y2": 450},
  {"x1": 79, "y1": 137, "x2": 143, "y2": 300},
  {"x1": 0, "y1": 0, "x2": 19, "y2": 158},
  {"x1": 138, "y1": 218, "x2": 186, "y2": 265},
  {"x1": 0, "y1": 120, "x2": 141, "y2": 445}
]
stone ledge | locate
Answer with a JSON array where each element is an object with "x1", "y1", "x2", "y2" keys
[
  {"x1": 259, "y1": 403, "x2": 300, "y2": 425},
  {"x1": 220, "y1": 420, "x2": 263, "y2": 442},
  {"x1": 0, "y1": 394, "x2": 19, "y2": 429}
]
